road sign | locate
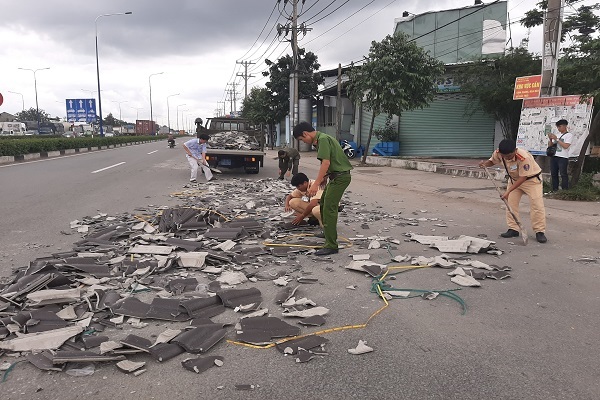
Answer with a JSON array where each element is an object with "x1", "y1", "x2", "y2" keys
[
  {"x1": 513, "y1": 75, "x2": 542, "y2": 100},
  {"x1": 66, "y1": 98, "x2": 97, "y2": 123}
]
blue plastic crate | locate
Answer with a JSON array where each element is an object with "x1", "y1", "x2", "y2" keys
[{"x1": 373, "y1": 141, "x2": 399, "y2": 156}]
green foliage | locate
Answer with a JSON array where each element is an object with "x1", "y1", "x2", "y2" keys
[
  {"x1": 241, "y1": 87, "x2": 277, "y2": 125},
  {"x1": 453, "y1": 48, "x2": 541, "y2": 140},
  {"x1": 0, "y1": 136, "x2": 162, "y2": 157},
  {"x1": 15, "y1": 107, "x2": 50, "y2": 123},
  {"x1": 549, "y1": 173, "x2": 600, "y2": 201},
  {"x1": 103, "y1": 113, "x2": 128, "y2": 127},
  {"x1": 373, "y1": 116, "x2": 398, "y2": 142},
  {"x1": 262, "y1": 48, "x2": 324, "y2": 123},
  {"x1": 347, "y1": 33, "x2": 444, "y2": 117}
]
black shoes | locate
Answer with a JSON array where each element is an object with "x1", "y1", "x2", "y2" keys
[
  {"x1": 536, "y1": 232, "x2": 548, "y2": 243},
  {"x1": 314, "y1": 248, "x2": 338, "y2": 256},
  {"x1": 500, "y1": 229, "x2": 520, "y2": 238}
]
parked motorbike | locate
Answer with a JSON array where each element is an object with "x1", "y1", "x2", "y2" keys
[{"x1": 341, "y1": 140, "x2": 355, "y2": 159}]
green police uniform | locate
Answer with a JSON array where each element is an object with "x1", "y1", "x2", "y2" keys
[{"x1": 315, "y1": 132, "x2": 352, "y2": 249}]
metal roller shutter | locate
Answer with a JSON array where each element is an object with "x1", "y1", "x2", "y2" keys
[
  {"x1": 359, "y1": 108, "x2": 388, "y2": 151},
  {"x1": 398, "y1": 94, "x2": 495, "y2": 157}
]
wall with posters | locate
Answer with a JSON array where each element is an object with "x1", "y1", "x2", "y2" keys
[{"x1": 516, "y1": 95, "x2": 594, "y2": 156}]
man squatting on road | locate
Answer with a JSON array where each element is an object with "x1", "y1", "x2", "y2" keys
[
  {"x1": 183, "y1": 133, "x2": 213, "y2": 183},
  {"x1": 293, "y1": 121, "x2": 352, "y2": 256},
  {"x1": 278, "y1": 147, "x2": 301, "y2": 180},
  {"x1": 479, "y1": 139, "x2": 548, "y2": 243},
  {"x1": 285, "y1": 172, "x2": 323, "y2": 226}
]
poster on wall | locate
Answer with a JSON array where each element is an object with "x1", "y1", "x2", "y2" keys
[{"x1": 516, "y1": 95, "x2": 594, "y2": 156}]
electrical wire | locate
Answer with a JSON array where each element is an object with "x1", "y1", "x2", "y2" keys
[
  {"x1": 303, "y1": 0, "x2": 340, "y2": 24},
  {"x1": 299, "y1": 0, "x2": 322, "y2": 17},
  {"x1": 303, "y1": 0, "x2": 377, "y2": 46},
  {"x1": 306, "y1": 0, "x2": 351, "y2": 26},
  {"x1": 236, "y1": 0, "x2": 280, "y2": 62}
]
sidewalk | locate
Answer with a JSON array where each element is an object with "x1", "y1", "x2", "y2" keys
[{"x1": 267, "y1": 149, "x2": 600, "y2": 227}]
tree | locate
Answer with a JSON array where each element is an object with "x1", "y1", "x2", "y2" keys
[
  {"x1": 521, "y1": 2, "x2": 600, "y2": 185},
  {"x1": 347, "y1": 33, "x2": 444, "y2": 163},
  {"x1": 15, "y1": 107, "x2": 50, "y2": 123},
  {"x1": 241, "y1": 87, "x2": 277, "y2": 125},
  {"x1": 453, "y1": 48, "x2": 541, "y2": 140},
  {"x1": 262, "y1": 48, "x2": 324, "y2": 123}
]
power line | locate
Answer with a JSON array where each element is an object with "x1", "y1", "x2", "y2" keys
[
  {"x1": 300, "y1": 0, "x2": 322, "y2": 17},
  {"x1": 303, "y1": 0, "x2": 377, "y2": 46},
  {"x1": 303, "y1": 0, "x2": 339, "y2": 24},
  {"x1": 236, "y1": 1, "x2": 280, "y2": 61},
  {"x1": 306, "y1": 0, "x2": 351, "y2": 26}
]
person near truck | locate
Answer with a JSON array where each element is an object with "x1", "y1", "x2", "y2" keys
[
  {"x1": 183, "y1": 133, "x2": 213, "y2": 183},
  {"x1": 548, "y1": 119, "x2": 572, "y2": 191},
  {"x1": 478, "y1": 139, "x2": 547, "y2": 243},
  {"x1": 285, "y1": 173, "x2": 323, "y2": 227},
  {"x1": 293, "y1": 121, "x2": 352, "y2": 256},
  {"x1": 278, "y1": 148, "x2": 300, "y2": 180}
]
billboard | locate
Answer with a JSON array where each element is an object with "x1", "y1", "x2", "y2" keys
[
  {"x1": 516, "y1": 95, "x2": 594, "y2": 156},
  {"x1": 394, "y1": 1, "x2": 508, "y2": 64}
]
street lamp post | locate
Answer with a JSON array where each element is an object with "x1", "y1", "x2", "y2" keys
[
  {"x1": 112, "y1": 100, "x2": 128, "y2": 121},
  {"x1": 95, "y1": 11, "x2": 132, "y2": 137},
  {"x1": 149, "y1": 72, "x2": 164, "y2": 135},
  {"x1": 180, "y1": 109, "x2": 189, "y2": 134},
  {"x1": 130, "y1": 106, "x2": 143, "y2": 120},
  {"x1": 176, "y1": 104, "x2": 187, "y2": 133},
  {"x1": 166, "y1": 93, "x2": 180, "y2": 133},
  {"x1": 8, "y1": 91, "x2": 25, "y2": 112},
  {"x1": 17, "y1": 67, "x2": 50, "y2": 132}
]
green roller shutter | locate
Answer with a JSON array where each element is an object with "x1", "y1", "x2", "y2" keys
[
  {"x1": 399, "y1": 94, "x2": 495, "y2": 157},
  {"x1": 359, "y1": 108, "x2": 388, "y2": 151}
]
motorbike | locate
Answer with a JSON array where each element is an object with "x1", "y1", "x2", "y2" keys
[
  {"x1": 341, "y1": 140, "x2": 355, "y2": 159},
  {"x1": 168, "y1": 139, "x2": 175, "y2": 148}
]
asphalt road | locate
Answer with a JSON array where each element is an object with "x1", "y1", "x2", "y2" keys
[{"x1": 0, "y1": 142, "x2": 599, "y2": 400}]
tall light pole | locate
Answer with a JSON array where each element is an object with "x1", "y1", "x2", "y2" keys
[
  {"x1": 130, "y1": 106, "x2": 143, "y2": 120},
  {"x1": 176, "y1": 103, "x2": 187, "y2": 133},
  {"x1": 149, "y1": 72, "x2": 164, "y2": 135},
  {"x1": 166, "y1": 93, "x2": 180, "y2": 133},
  {"x1": 8, "y1": 91, "x2": 24, "y2": 112},
  {"x1": 17, "y1": 67, "x2": 50, "y2": 132},
  {"x1": 112, "y1": 100, "x2": 128, "y2": 121},
  {"x1": 180, "y1": 109, "x2": 189, "y2": 134},
  {"x1": 95, "y1": 11, "x2": 132, "y2": 137}
]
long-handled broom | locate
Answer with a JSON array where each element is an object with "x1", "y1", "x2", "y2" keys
[{"x1": 484, "y1": 167, "x2": 528, "y2": 245}]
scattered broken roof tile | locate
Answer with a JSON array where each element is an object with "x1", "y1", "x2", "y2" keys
[
  {"x1": 276, "y1": 335, "x2": 329, "y2": 355},
  {"x1": 149, "y1": 342, "x2": 186, "y2": 362},
  {"x1": 51, "y1": 350, "x2": 126, "y2": 364},
  {"x1": 172, "y1": 323, "x2": 226, "y2": 353},
  {"x1": 217, "y1": 287, "x2": 262, "y2": 308},
  {"x1": 181, "y1": 356, "x2": 224, "y2": 374},
  {"x1": 181, "y1": 297, "x2": 226, "y2": 319}
]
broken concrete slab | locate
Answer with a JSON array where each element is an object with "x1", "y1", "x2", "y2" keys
[
  {"x1": 451, "y1": 275, "x2": 482, "y2": 287},
  {"x1": 348, "y1": 340, "x2": 374, "y2": 355},
  {"x1": 282, "y1": 306, "x2": 329, "y2": 318},
  {"x1": 181, "y1": 356, "x2": 224, "y2": 374},
  {"x1": 116, "y1": 360, "x2": 146, "y2": 373},
  {"x1": 0, "y1": 325, "x2": 83, "y2": 351},
  {"x1": 177, "y1": 252, "x2": 208, "y2": 269}
]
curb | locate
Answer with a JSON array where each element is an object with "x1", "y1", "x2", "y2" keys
[{"x1": 0, "y1": 140, "x2": 154, "y2": 165}]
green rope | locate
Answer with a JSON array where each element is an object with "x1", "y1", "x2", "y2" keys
[{"x1": 1, "y1": 360, "x2": 27, "y2": 383}]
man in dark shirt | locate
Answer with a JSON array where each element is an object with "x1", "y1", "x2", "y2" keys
[{"x1": 278, "y1": 147, "x2": 301, "y2": 180}]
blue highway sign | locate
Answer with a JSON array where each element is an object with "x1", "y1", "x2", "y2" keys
[{"x1": 66, "y1": 98, "x2": 97, "y2": 123}]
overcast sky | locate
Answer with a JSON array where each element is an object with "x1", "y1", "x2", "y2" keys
[{"x1": 0, "y1": 0, "x2": 581, "y2": 128}]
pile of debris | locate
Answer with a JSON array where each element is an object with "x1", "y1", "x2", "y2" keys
[
  {"x1": 208, "y1": 131, "x2": 261, "y2": 151},
  {"x1": 0, "y1": 178, "x2": 338, "y2": 377}
]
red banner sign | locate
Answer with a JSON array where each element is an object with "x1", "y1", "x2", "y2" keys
[{"x1": 513, "y1": 75, "x2": 542, "y2": 100}]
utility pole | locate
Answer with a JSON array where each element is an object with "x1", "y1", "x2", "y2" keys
[
  {"x1": 236, "y1": 61, "x2": 256, "y2": 100},
  {"x1": 336, "y1": 63, "x2": 343, "y2": 141},
  {"x1": 227, "y1": 82, "x2": 240, "y2": 114},
  {"x1": 217, "y1": 101, "x2": 225, "y2": 117},
  {"x1": 276, "y1": 0, "x2": 311, "y2": 147},
  {"x1": 541, "y1": 0, "x2": 564, "y2": 96}
]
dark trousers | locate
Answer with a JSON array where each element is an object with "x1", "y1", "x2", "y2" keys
[
  {"x1": 550, "y1": 156, "x2": 569, "y2": 190},
  {"x1": 278, "y1": 158, "x2": 300, "y2": 179}
]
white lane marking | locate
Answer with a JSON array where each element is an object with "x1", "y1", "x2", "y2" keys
[
  {"x1": 91, "y1": 162, "x2": 126, "y2": 174},
  {"x1": 147, "y1": 150, "x2": 158, "y2": 155}
]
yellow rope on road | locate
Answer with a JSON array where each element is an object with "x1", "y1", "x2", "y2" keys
[{"x1": 226, "y1": 265, "x2": 424, "y2": 349}]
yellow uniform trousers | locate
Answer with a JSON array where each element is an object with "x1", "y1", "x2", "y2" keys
[{"x1": 506, "y1": 177, "x2": 546, "y2": 233}]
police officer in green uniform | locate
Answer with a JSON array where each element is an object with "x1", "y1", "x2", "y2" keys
[{"x1": 293, "y1": 121, "x2": 352, "y2": 256}]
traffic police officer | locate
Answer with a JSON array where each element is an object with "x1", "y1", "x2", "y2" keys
[
  {"x1": 479, "y1": 139, "x2": 547, "y2": 243},
  {"x1": 293, "y1": 121, "x2": 352, "y2": 255}
]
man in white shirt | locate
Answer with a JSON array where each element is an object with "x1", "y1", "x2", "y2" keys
[
  {"x1": 183, "y1": 133, "x2": 213, "y2": 183},
  {"x1": 548, "y1": 119, "x2": 572, "y2": 191},
  {"x1": 285, "y1": 173, "x2": 323, "y2": 226}
]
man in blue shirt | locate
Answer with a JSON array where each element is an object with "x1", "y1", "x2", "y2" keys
[{"x1": 183, "y1": 133, "x2": 213, "y2": 183}]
